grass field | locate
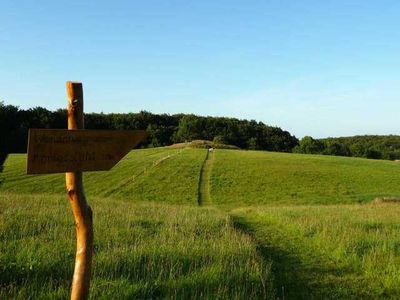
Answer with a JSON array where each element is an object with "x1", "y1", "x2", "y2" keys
[
  {"x1": 1, "y1": 148, "x2": 205, "y2": 205},
  {"x1": 1, "y1": 148, "x2": 174, "y2": 196},
  {"x1": 211, "y1": 150, "x2": 400, "y2": 206},
  {"x1": 232, "y1": 204, "x2": 400, "y2": 299},
  {"x1": 0, "y1": 193, "x2": 272, "y2": 299},
  {"x1": 2, "y1": 147, "x2": 400, "y2": 299}
]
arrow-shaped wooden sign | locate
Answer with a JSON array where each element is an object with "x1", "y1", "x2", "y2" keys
[
  {"x1": 27, "y1": 129, "x2": 147, "y2": 174},
  {"x1": 26, "y1": 81, "x2": 147, "y2": 300}
]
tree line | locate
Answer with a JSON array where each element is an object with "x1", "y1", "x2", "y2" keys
[
  {"x1": 2, "y1": 102, "x2": 400, "y2": 181},
  {"x1": 0, "y1": 102, "x2": 298, "y2": 171},
  {"x1": 294, "y1": 135, "x2": 400, "y2": 160}
]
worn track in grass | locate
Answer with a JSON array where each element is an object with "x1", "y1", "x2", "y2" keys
[
  {"x1": 197, "y1": 150, "x2": 214, "y2": 206},
  {"x1": 103, "y1": 149, "x2": 185, "y2": 197}
]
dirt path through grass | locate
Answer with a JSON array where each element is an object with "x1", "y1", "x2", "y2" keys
[{"x1": 198, "y1": 150, "x2": 214, "y2": 206}]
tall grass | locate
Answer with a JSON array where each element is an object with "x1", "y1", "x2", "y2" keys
[
  {"x1": 232, "y1": 204, "x2": 400, "y2": 299},
  {"x1": 0, "y1": 193, "x2": 273, "y2": 299}
]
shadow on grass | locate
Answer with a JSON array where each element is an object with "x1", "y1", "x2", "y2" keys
[
  {"x1": 231, "y1": 215, "x2": 374, "y2": 300},
  {"x1": 1, "y1": 249, "x2": 269, "y2": 299},
  {"x1": 0, "y1": 256, "x2": 72, "y2": 287},
  {"x1": 0, "y1": 152, "x2": 7, "y2": 185}
]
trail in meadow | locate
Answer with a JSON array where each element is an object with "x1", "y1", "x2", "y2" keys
[
  {"x1": 198, "y1": 149, "x2": 214, "y2": 206},
  {"x1": 104, "y1": 149, "x2": 184, "y2": 197}
]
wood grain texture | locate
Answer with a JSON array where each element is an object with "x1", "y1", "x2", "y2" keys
[
  {"x1": 27, "y1": 129, "x2": 147, "y2": 174},
  {"x1": 65, "y1": 81, "x2": 93, "y2": 300}
]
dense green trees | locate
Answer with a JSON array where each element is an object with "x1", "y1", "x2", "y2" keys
[
  {"x1": 324, "y1": 140, "x2": 351, "y2": 156},
  {"x1": 2, "y1": 102, "x2": 399, "y2": 163},
  {"x1": 0, "y1": 103, "x2": 298, "y2": 157},
  {"x1": 293, "y1": 135, "x2": 400, "y2": 160},
  {"x1": 293, "y1": 136, "x2": 325, "y2": 154},
  {"x1": 0, "y1": 102, "x2": 18, "y2": 182},
  {"x1": 172, "y1": 115, "x2": 298, "y2": 152},
  {"x1": 322, "y1": 136, "x2": 400, "y2": 160}
]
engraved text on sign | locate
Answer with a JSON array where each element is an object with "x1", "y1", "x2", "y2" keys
[{"x1": 27, "y1": 129, "x2": 147, "y2": 174}]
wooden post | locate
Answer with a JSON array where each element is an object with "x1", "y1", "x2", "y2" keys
[{"x1": 65, "y1": 82, "x2": 93, "y2": 300}]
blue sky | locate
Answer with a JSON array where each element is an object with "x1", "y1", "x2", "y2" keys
[{"x1": 1, "y1": 0, "x2": 399, "y2": 138}]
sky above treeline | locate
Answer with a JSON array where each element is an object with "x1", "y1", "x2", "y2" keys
[{"x1": 1, "y1": 0, "x2": 399, "y2": 138}]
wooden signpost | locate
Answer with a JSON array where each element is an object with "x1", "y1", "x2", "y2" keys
[
  {"x1": 27, "y1": 82, "x2": 147, "y2": 300},
  {"x1": 27, "y1": 129, "x2": 147, "y2": 174}
]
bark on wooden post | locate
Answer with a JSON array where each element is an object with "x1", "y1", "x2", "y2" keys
[{"x1": 65, "y1": 81, "x2": 93, "y2": 300}]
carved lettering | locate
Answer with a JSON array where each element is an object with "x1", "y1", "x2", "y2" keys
[
  {"x1": 32, "y1": 152, "x2": 96, "y2": 163},
  {"x1": 27, "y1": 129, "x2": 147, "y2": 174}
]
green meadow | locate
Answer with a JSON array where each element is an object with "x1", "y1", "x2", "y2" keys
[
  {"x1": 2, "y1": 147, "x2": 400, "y2": 299},
  {"x1": 0, "y1": 193, "x2": 271, "y2": 299},
  {"x1": 232, "y1": 204, "x2": 400, "y2": 299},
  {"x1": 211, "y1": 150, "x2": 400, "y2": 206}
]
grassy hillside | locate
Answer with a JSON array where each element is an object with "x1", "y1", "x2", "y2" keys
[
  {"x1": 211, "y1": 150, "x2": 400, "y2": 206},
  {"x1": 1, "y1": 148, "x2": 205, "y2": 205},
  {"x1": 3, "y1": 148, "x2": 400, "y2": 206},
  {"x1": 1, "y1": 148, "x2": 173, "y2": 195},
  {"x1": 2, "y1": 147, "x2": 400, "y2": 299}
]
